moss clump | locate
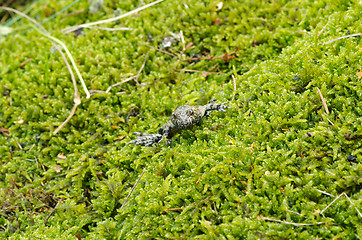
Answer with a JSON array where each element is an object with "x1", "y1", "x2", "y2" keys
[{"x1": 1, "y1": 0, "x2": 362, "y2": 238}]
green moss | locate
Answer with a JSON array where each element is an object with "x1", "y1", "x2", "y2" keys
[{"x1": 1, "y1": 0, "x2": 362, "y2": 238}]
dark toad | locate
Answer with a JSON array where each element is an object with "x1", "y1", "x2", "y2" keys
[{"x1": 126, "y1": 99, "x2": 231, "y2": 146}]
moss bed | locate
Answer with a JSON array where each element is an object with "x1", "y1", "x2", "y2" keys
[{"x1": 1, "y1": 0, "x2": 362, "y2": 239}]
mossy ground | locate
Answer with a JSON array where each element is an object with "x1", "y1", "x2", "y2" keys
[{"x1": 1, "y1": 0, "x2": 362, "y2": 239}]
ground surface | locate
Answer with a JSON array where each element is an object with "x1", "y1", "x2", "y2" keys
[{"x1": 0, "y1": 0, "x2": 362, "y2": 239}]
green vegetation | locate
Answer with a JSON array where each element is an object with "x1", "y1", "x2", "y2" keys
[{"x1": 1, "y1": 0, "x2": 362, "y2": 238}]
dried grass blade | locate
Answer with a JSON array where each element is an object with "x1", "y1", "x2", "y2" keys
[
  {"x1": 320, "y1": 192, "x2": 362, "y2": 219},
  {"x1": 0, "y1": 7, "x2": 89, "y2": 98},
  {"x1": 119, "y1": 170, "x2": 145, "y2": 212},
  {"x1": 0, "y1": 7, "x2": 86, "y2": 135},
  {"x1": 316, "y1": 87, "x2": 329, "y2": 114},
  {"x1": 52, "y1": 101, "x2": 80, "y2": 135},
  {"x1": 260, "y1": 216, "x2": 324, "y2": 227},
  {"x1": 62, "y1": 0, "x2": 164, "y2": 33},
  {"x1": 324, "y1": 33, "x2": 362, "y2": 44}
]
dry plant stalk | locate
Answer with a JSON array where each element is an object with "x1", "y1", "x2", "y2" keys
[
  {"x1": 90, "y1": 54, "x2": 147, "y2": 94},
  {"x1": 261, "y1": 191, "x2": 362, "y2": 228},
  {"x1": 83, "y1": 26, "x2": 133, "y2": 31},
  {"x1": 181, "y1": 49, "x2": 239, "y2": 62},
  {"x1": 316, "y1": 189, "x2": 335, "y2": 198},
  {"x1": 324, "y1": 33, "x2": 362, "y2": 44},
  {"x1": 0, "y1": 7, "x2": 85, "y2": 135},
  {"x1": 164, "y1": 208, "x2": 182, "y2": 212},
  {"x1": 148, "y1": 44, "x2": 179, "y2": 58},
  {"x1": 260, "y1": 216, "x2": 324, "y2": 227},
  {"x1": 317, "y1": 19, "x2": 331, "y2": 39},
  {"x1": 173, "y1": 69, "x2": 224, "y2": 75},
  {"x1": 52, "y1": 101, "x2": 81, "y2": 135},
  {"x1": 104, "y1": 76, "x2": 136, "y2": 94},
  {"x1": 316, "y1": 87, "x2": 329, "y2": 114},
  {"x1": 62, "y1": 0, "x2": 165, "y2": 33},
  {"x1": 320, "y1": 192, "x2": 362, "y2": 219},
  {"x1": 119, "y1": 170, "x2": 145, "y2": 212}
]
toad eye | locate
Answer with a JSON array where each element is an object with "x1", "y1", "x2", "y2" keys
[{"x1": 187, "y1": 109, "x2": 194, "y2": 116}]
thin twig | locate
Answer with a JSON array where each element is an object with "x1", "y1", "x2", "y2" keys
[
  {"x1": 260, "y1": 216, "x2": 324, "y2": 227},
  {"x1": 53, "y1": 101, "x2": 81, "y2": 135},
  {"x1": 320, "y1": 192, "x2": 362, "y2": 218},
  {"x1": 101, "y1": 54, "x2": 147, "y2": 93},
  {"x1": 317, "y1": 19, "x2": 330, "y2": 38},
  {"x1": 119, "y1": 170, "x2": 145, "y2": 212},
  {"x1": 28, "y1": 143, "x2": 35, "y2": 152},
  {"x1": 0, "y1": 7, "x2": 83, "y2": 98},
  {"x1": 181, "y1": 48, "x2": 239, "y2": 62},
  {"x1": 324, "y1": 33, "x2": 362, "y2": 44},
  {"x1": 42, "y1": 0, "x2": 81, "y2": 24},
  {"x1": 19, "y1": 58, "x2": 33, "y2": 68},
  {"x1": 20, "y1": 195, "x2": 35, "y2": 225},
  {"x1": 102, "y1": 55, "x2": 147, "y2": 93},
  {"x1": 285, "y1": 209, "x2": 302, "y2": 216},
  {"x1": 89, "y1": 90, "x2": 107, "y2": 95},
  {"x1": 0, "y1": 7, "x2": 91, "y2": 135},
  {"x1": 164, "y1": 208, "x2": 182, "y2": 212},
  {"x1": 316, "y1": 189, "x2": 335, "y2": 198},
  {"x1": 167, "y1": 48, "x2": 181, "y2": 58},
  {"x1": 63, "y1": 9, "x2": 85, "y2": 18},
  {"x1": 326, "y1": 117, "x2": 334, "y2": 126},
  {"x1": 35, "y1": 157, "x2": 39, "y2": 169},
  {"x1": 105, "y1": 76, "x2": 136, "y2": 93},
  {"x1": 83, "y1": 26, "x2": 133, "y2": 31},
  {"x1": 40, "y1": 33, "x2": 89, "y2": 99},
  {"x1": 44, "y1": 201, "x2": 60, "y2": 226},
  {"x1": 207, "y1": 63, "x2": 219, "y2": 72},
  {"x1": 320, "y1": 193, "x2": 343, "y2": 217},
  {"x1": 15, "y1": 139, "x2": 23, "y2": 150},
  {"x1": 0, "y1": 11, "x2": 9, "y2": 24},
  {"x1": 148, "y1": 44, "x2": 179, "y2": 57},
  {"x1": 134, "y1": 54, "x2": 148, "y2": 84},
  {"x1": 173, "y1": 68, "x2": 224, "y2": 75},
  {"x1": 316, "y1": 87, "x2": 329, "y2": 114},
  {"x1": 62, "y1": 0, "x2": 165, "y2": 33},
  {"x1": 3, "y1": 2, "x2": 34, "y2": 26},
  {"x1": 181, "y1": 42, "x2": 193, "y2": 54},
  {"x1": 343, "y1": 193, "x2": 362, "y2": 218},
  {"x1": 51, "y1": 44, "x2": 82, "y2": 134}
]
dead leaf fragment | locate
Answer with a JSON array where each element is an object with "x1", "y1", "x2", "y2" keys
[
  {"x1": 222, "y1": 52, "x2": 229, "y2": 62},
  {"x1": 57, "y1": 153, "x2": 66, "y2": 160},
  {"x1": 16, "y1": 119, "x2": 24, "y2": 124},
  {"x1": 0, "y1": 127, "x2": 9, "y2": 135},
  {"x1": 75, "y1": 233, "x2": 82, "y2": 240},
  {"x1": 316, "y1": 87, "x2": 329, "y2": 114},
  {"x1": 357, "y1": 70, "x2": 362, "y2": 80},
  {"x1": 20, "y1": 58, "x2": 33, "y2": 69},
  {"x1": 53, "y1": 165, "x2": 63, "y2": 173}
]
